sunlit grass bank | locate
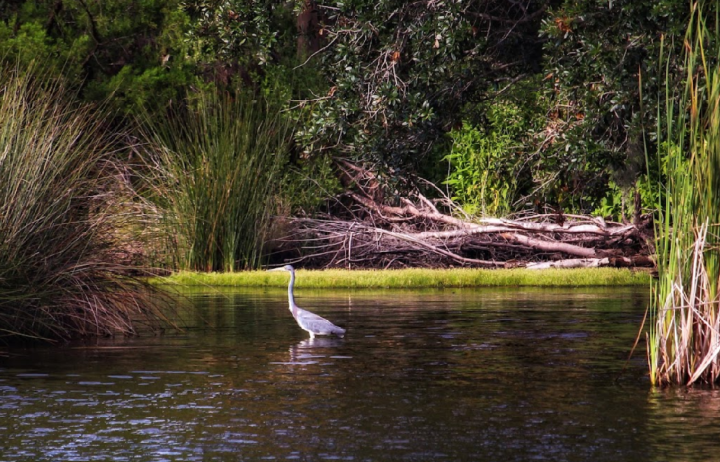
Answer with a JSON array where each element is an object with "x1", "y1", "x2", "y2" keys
[{"x1": 155, "y1": 267, "x2": 650, "y2": 289}]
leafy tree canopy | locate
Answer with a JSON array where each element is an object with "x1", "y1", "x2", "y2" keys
[
  {"x1": 187, "y1": 0, "x2": 547, "y2": 188},
  {"x1": 0, "y1": 0, "x2": 194, "y2": 114},
  {"x1": 537, "y1": 0, "x2": 697, "y2": 210},
  {"x1": 0, "y1": 0, "x2": 711, "y2": 215}
]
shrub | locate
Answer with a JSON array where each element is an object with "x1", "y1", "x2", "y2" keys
[
  {"x1": 0, "y1": 66, "x2": 169, "y2": 343},
  {"x1": 443, "y1": 100, "x2": 537, "y2": 216}
]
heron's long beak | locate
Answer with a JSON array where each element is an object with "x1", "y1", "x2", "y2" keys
[{"x1": 267, "y1": 267, "x2": 285, "y2": 272}]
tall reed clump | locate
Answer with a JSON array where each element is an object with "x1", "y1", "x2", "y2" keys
[
  {"x1": 0, "y1": 67, "x2": 170, "y2": 343},
  {"x1": 649, "y1": 3, "x2": 720, "y2": 386},
  {"x1": 141, "y1": 89, "x2": 292, "y2": 272}
]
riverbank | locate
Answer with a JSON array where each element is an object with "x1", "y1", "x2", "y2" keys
[{"x1": 153, "y1": 267, "x2": 651, "y2": 289}]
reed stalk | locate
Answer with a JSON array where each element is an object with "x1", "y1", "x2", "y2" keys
[
  {"x1": 141, "y1": 90, "x2": 292, "y2": 272},
  {"x1": 0, "y1": 66, "x2": 169, "y2": 343},
  {"x1": 649, "y1": 2, "x2": 720, "y2": 386}
]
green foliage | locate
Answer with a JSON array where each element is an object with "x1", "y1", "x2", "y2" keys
[
  {"x1": 539, "y1": 0, "x2": 698, "y2": 212},
  {"x1": 0, "y1": 65, "x2": 168, "y2": 343},
  {"x1": 443, "y1": 79, "x2": 550, "y2": 216},
  {"x1": 1, "y1": 0, "x2": 709, "y2": 234},
  {"x1": 177, "y1": 0, "x2": 699, "y2": 214},
  {"x1": 141, "y1": 87, "x2": 294, "y2": 272},
  {"x1": 280, "y1": 154, "x2": 343, "y2": 214},
  {"x1": 187, "y1": 0, "x2": 546, "y2": 193},
  {"x1": 0, "y1": 0, "x2": 194, "y2": 115},
  {"x1": 299, "y1": 0, "x2": 545, "y2": 183},
  {"x1": 591, "y1": 182, "x2": 631, "y2": 221},
  {"x1": 182, "y1": 0, "x2": 291, "y2": 68},
  {"x1": 592, "y1": 149, "x2": 661, "y2": 221},
  {"x1": 183, "y1": 1, "x2": 337, "y2": 216},
  {"x1": 444, "y1": 121, "x2": 517, "y2": 217},
  {"x1": 181, "y1": 0, "x2": 328, "y2": 110},
  {"x1": 297, "y1": 0, "x2": 473, "y2": 169}
]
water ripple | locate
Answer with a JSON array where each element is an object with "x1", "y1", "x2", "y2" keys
[{"x1": 0, "y1": 287, "x2": 714, "y2": 461}]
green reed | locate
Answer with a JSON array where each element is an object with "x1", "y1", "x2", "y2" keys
[
  {"x1": 141, "y1": 89, "x2": 292, "y2": 272},
  {"x1": 649, "y1": 2, "x2": 720, "y2": 386},
  {"x1": 0, "y1": 66, "x2": 169, "y2": 343}
]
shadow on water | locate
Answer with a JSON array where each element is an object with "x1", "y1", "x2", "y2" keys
[{"x1": 2, "y1": 286, "x2": 720, "y2": 460}]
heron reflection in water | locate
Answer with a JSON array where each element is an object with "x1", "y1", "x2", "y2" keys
[{"x1": 267, "y1": 265, "x2": 346, "y2": 338}]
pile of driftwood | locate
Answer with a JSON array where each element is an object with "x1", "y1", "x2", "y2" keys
[{"x1": 273, "y1": 189, "x2": 655, "y2": 270}]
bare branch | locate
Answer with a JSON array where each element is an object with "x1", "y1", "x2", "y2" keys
[{"x1": 271, "y1": 190, "x2": 653, "y2": 270}]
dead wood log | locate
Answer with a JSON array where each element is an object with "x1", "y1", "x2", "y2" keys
[
  {"x1": 526, "y1": 258, "x2": 610, "y2": 270},
  {"x1": 348, "y1": 192, "x2": 474, "y2": 229},
  {"x1": 272, "y1": 191, "x2": 652, "y2": 269},
  {"x1": 526, "y1": 255, "x2": 655, "y2": 270},
  {"x1": 500, "y1": 232, "x2": 597, "y2": 258}
]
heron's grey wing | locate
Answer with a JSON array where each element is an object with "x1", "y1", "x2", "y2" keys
[{"x1": 296, "y1": 309, "x2": 345, "y2": 336}]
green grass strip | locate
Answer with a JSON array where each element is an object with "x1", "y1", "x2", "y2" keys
[{"x1": 153, "y1": 267, "x2": 651, "y2": 289}]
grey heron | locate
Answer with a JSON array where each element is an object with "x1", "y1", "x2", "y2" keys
[{"x1": 267, "y1": 265, "x2": 346, "y2": 338}]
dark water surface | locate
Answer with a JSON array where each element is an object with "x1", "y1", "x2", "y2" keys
[{"x1": 2, "y1": 287, "x2": 720, "y2": 461}]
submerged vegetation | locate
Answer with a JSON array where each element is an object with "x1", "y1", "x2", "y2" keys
[
  {"x1": 157, "y1": 268, "x2": 650, "y2": 289},
  {"x1": 0, "y1": 67, "x2": 168, "y2": 342},
  {"x1": 648, "y1": 4, "x2": 720, "y2": 387}
]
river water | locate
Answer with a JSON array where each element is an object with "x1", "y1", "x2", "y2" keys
[{"x1": 2, "y1": 287, "x2": 720, "y2": 461}]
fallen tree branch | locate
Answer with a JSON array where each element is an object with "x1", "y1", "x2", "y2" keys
[
  {"x1": 500, "y1": 232, "x2": 597, "y2": 258},
  {"x1": 373, "y1": 228, "x2": 502, "y2": 267},
  {"x1": 271, "y1": 190, "x2": 653, "y2": 270},
  {"x1": 526, "y1": 258, "x2": 609, "y2": 270}
]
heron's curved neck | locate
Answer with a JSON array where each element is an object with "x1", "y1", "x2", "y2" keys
[{"x1": 287, "y1": 270, "x2": 297, "y2": 312}]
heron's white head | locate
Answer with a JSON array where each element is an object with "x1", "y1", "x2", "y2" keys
[{"x1": 267, "y1": 264, "x2": 295, "y2": 273}]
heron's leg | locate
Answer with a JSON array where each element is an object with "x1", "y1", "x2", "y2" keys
[{"x1": 309, "y1": 332, "x2": 315, "y2": 339}]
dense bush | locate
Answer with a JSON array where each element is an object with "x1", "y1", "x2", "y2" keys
[
  {"x1": 0, "y1": 1, "x2": 708, "y2": 233},
  {"x1": 3, "y1": 0, "x2": 699, "y2": 217},
  {"x1": 445, "y1": 99, "x2": 541, "y2": 216},
  {"x1": 297, "y1": 0, "x2": 545, "y2": 190},
  {"x1": 538, "y1": 0, "x2": 699, "y2": 213},
  {"x1": 186, "y1": 0, "x2": 546, "y2": 194},
  {"x1": 0, "y1": 66, "x2": 168, "y2": 342},
  {"x1": 0, "y1": 0, "x2": 193, "y2": 115}
]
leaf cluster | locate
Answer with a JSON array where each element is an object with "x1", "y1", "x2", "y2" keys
[
  {"x1": 0, "y1": 0, "x2": 194, "y2": 115},
  {"x1": 538, "y1": 0, "x2": 699, "y2": 211},
  {"x1": 297, "y1": 0, "x2": 546, "y2": 187}
]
